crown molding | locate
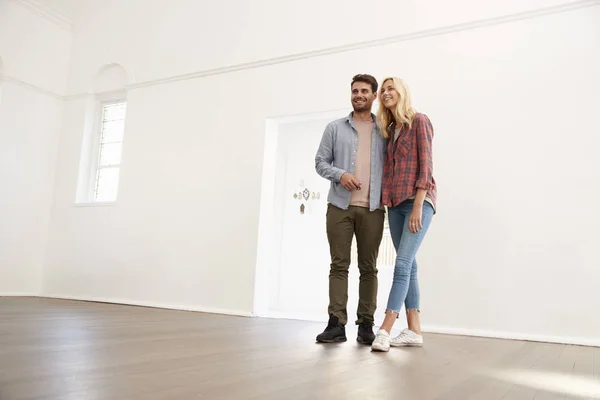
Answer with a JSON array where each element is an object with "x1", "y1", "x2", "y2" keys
[
  {"x1": 6, "y1": 0, "x2": 597, "y2": 100},
  {"x1": 10, "y1": 0, "x2": 73, "y2": 31},
  {"x1": 4, "y1": 76, "x2": 64, "y2": 100},
  {"x1": 120, "y1": 0, "x2": 599, "y2": 92}
]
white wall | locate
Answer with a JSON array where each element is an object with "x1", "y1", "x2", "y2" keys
[
  {"x1": 0, "y1": 1, "x2": 71, "y2": 294},
  {"x1": 43, "y1": 0, "x2": 600, "y2": 345}
]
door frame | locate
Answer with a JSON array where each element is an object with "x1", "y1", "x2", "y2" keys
[{"x1": 253, "y1": 108, "x2": 349, "y2": 318}]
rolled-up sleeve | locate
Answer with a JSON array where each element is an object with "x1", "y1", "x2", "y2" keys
[
  {"x1": 315, "y1": 123, "x2": 346, "y2": 182},
  {"x1": 415, "y1": 114, "x2": 435, "y2": 190}
]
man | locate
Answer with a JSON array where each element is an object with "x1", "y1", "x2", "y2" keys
[{"x1": 314, "y1": 74, "x2": 386, "y2": 344}]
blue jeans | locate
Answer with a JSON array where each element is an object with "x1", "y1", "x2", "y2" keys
[{"x1": 386, "y1": 200, "x2": 434, "y2": 314}]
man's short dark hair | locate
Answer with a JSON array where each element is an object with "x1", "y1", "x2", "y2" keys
[{"x1": 351, "y1": 74, "x2": 378, "y2": 93}]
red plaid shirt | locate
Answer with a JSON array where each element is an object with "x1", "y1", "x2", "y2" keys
[{"x1": 382, "y1": 113, "x2": 437, "y2": 210}]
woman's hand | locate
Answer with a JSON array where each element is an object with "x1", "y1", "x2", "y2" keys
[{"x1": 409, "y1": 204, "x2": 423, "y2": 233}]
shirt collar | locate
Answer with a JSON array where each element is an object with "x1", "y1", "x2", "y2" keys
[{"x1": 345, "y1": 111, "x2": 376, "y2": 124}]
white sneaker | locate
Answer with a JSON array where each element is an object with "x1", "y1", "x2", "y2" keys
[
  {"x1": 371, "y1": 329, "x2": 391, "y2": 352},
  {"x1": 390, "y1": 328, "x2": 423, "y2": 347}
]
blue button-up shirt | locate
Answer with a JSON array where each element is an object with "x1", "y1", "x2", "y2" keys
[{"x1": 315, "y1": 112, "x2": 387, "y2": 212}]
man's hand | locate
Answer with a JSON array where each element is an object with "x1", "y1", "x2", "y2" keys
[{"x1": 340, "y1": 173, "x2": 361, "y2": 191}]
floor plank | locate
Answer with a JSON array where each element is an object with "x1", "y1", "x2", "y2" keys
[{"x1": 0, "y1": 297, "x2": 597, "y2": 400}]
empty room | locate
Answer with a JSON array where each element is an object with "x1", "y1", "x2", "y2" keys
[{"x1": 1, "y1": 0, "x2": 599, "y2": 398}]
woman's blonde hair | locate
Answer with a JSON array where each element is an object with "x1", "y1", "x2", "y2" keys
[{"x1": 376, "y1": 77, "x2": 417, "y2": 139}]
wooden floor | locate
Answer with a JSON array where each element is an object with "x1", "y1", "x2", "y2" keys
[{"x1": 0, "y1": 298, "x2": 598, "y2": 400}]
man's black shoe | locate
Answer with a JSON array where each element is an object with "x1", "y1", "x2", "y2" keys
[
  {"x1": 316, "y1": 316, "x2": 347, "y2": 343},
  {"x1": 357, "y1": 321, "x2": 375, "y2": 344}
]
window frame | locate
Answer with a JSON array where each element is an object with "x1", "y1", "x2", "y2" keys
[{"x1": 86, "y1": 94, "x2": 127, "y2": 204}]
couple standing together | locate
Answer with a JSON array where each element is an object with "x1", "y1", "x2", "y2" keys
[{"x1": 314, "y1": 74, "x2": 437, "y2": 352}]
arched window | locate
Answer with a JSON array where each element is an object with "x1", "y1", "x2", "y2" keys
[{"x1": 76, "y1": 63, "x2": 129, "y2": 204}]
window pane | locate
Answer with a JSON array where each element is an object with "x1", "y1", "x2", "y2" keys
[
  {"x1": 101, "y1": 119, "x2": 126, "y2": 143},
  {"x1": 103, "y1": 102, "x2": 127, "y2": 121},
  {"x1": 94, "y1": 167, "x2": 120, "y2": 202},
  {"x1": 99, "y1": 142, "x2": 122, "y2": 166},
  {"x1": 101, "y1": 102, "x2": 127, "y2": 143}
]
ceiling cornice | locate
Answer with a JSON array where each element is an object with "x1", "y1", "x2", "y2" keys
[{"x1": 10, "y1": 0, "x2": 73, "y2": 31}]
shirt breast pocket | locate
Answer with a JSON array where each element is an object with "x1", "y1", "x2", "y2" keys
[{"x1": 398, "y1": 135, "x2": 413, "y2": 156}]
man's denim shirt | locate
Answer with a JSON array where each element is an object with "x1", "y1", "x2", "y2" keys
[{"x1": 315, "y1": 112, "x2": 387, "y2": 212}]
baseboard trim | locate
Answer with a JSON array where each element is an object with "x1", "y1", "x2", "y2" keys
[
  {"x1": 7, "y1": 296, "x2": 598, "y2": 347},
  {"x1": 422, "y1": 325, "x2": 600, "y2": 348},
  {"x1": 259, "y1": 310, "x2": 327, "y2": 323},
  {"x1": 40, "y1": 294, "x2": 253, "y2": 318},
  {"x1": 259, "y1": 310, "x2": 600, "y2": 347}
]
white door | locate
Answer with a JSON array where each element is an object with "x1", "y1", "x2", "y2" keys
[
  {"x1": 264, "y1": 112, "x2": 397, "y2": 326},
  {"x1": 271, "y1": 118, "x2": 332, "y2": 320}
]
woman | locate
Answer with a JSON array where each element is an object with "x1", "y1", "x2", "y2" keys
[{"x1": 371, "y1": 77, "x2": 437, "y2": 352}]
